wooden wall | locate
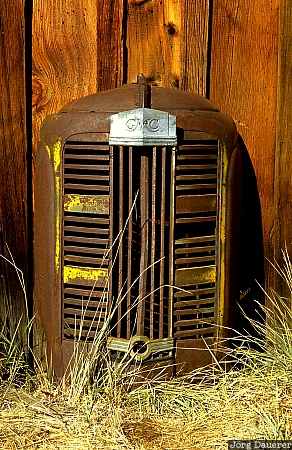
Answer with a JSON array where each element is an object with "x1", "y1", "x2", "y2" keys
[
  {"x1": 0, "y1": 0, "x2": 291, "y2": 310},
  {"x1": 0, "y1": 0, "x2": 27, "y2": 324},
  {"x1": 275, "y1": 0, "x2": 292, "y2": 273}
]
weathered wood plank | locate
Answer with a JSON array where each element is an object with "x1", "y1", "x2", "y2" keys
[
  {"x1": 0, "y1": 0, "x2": 27, "y2": 324},
  {"x1": 32, "y1": 0, "x2": 98, "y2": 151},
  {"x1": 275, "y1": 0, "x2": 292, "y2": 264},
  {"x1": 127, "y1": 0, "x2": 209, "y2": 95},
  {"x1": 180, "y1": 0, "x2": 209, "y2": 95},
  {"x1": 96, "y1": 0, "x2": 125, "y2": 91},
  {"x1": 210, "y1": 0, "x2": 279, "y2": 279}
]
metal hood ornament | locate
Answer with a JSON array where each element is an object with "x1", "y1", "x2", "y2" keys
[{"x1": 109, "y1": 107, "x2": 177, "y2": 146}]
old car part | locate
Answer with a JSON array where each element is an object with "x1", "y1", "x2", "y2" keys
[{"x1": 34, "y1": 75, "x2": 247, "y2": 377}]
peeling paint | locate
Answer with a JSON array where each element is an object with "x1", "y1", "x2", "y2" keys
[
  {"x1": 63, "y1": 194, "x2": 109, "y2": 214},
  {"x1": 46, "y1": 139, "x2": 62, "y2": 272},
  {"x1": 175, "y1": 266, "x2": 216, "y2": 286},
  {"x1": 64, "y1": 266, "x2": 108, "y2": 284}
]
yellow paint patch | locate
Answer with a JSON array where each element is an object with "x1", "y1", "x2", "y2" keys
[
  {"x1": 46, "y1": 139, "x2": 62, "y2": 272},
  {"x1": 64, "y1": 194, "x2": 109, "y2": 215},
  {"x1": 64, "y1": 266, "x2": 108, "y2": 284},
  {"x1": 175, "y1": 266, "x2": 216, "y2": 286},
  {"x1": 52, "y1": 140, "x2": 62, "y2": 172}
]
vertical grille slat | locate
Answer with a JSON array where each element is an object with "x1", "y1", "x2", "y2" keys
[
  {"x1": 150, "y1": 147, "x2": 157, "y2": 339},
  {"x1": 137, "y1": 154, "x2": 149, "y2": 336},
  {"x1": 168, "y1": 149, "x2": 176, "y2": 337},
  {"x1": 117, "y1": 146, "x2": 124, "y2": 337},
  {"x1": 127, "y1": 146, "x2": 133, "y2": 339},
  {"x1": 159, "y1": 147, "x2": 167, "y2": 339},
  {"x1": 62, "y1": 140, "x2": 111, "y2": 341}
]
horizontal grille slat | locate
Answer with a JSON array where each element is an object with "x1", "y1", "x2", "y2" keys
[
  {"x1": 175, "y1": 256, "x2": 216, "y2": 266},
  {"x1": 174, "y1": 317, "x2": 214, "y2": 327},
  {"x1": 64, "y1": 143, "x2": 109, "y2": 151},
  {"x1": 64, "y1": 174, "x2": 109, "y2": 181},
  {"x1": 64, "y1": 236, "x2": 109, "y2": 245},
  {"x1": 64, "y1": 226, "x2": 109, "y2": 235},
  {"x1": 64, "y1": 290, "x2": 105, "y2": 300},
  {"x1": 63, "y1": 298, "x2": 108, "y2": 309},
  {"x1": 64, "y1": 183, "x2": 110, "y2": 192},
  {"x1": 179, "y1": 144, "x2": 218, "y2": 151},
  {"x1": 176, "y1": 183, "x2": 217, "y2": 191},
  {"x1": 176, "y1": 174, "x2": 217, "y2": 181},
  {"x1": 174, "y1": 327, "x2": 215, "y2": 338},
  {"x1": 176, "y1": 216, "x2": 216, "y2": 224},
  {"x1": 64, "y1": 164, "x2": 109, "y2": 171},
  {"x1": 64, "y1": 318, "x2": 104, "y2": 329},
  {"x1": 175, "y1": 298, "x2": 215, "y2": 308},
  {"x1": 64, "y1": 215, "x2": 109, "y2": 225},
  {"x1": 174, "y1": 287, "x2": 216, "y2": 298},
  {"x1": 176, "y1": 164, "x2": 217, "y2": 170},
  {"x1": 175, "y1": 245, "x2": 215, "y2": 255},
  {"x1": 175, "y1": 235, "x2": 215, "y2": 245},
  {"x1": 64, "y1": 255, "x2": 108, "y2": 265},
  {"x1": 175, "y1": 307, "x2": 215, "y2": 315},
  {"x1": 64, "y1": 154, "x2": 109, "y2": 161},
  {"x1": 64, "y1": 328, "x2": 104, "y2": 340},
  {"x1": 64, "y1": 309, "x2": 108, "y2": 319},
  {"x1": 64, "y1": 246, "x2": 107, "y2": 255},
  {"x1": 177, "y1": 154, "x2": 217, "y2": 161}
]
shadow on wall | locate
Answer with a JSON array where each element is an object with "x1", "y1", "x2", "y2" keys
[{"x1": 233, "y1": 135, "x2": 265, "y2": 340}]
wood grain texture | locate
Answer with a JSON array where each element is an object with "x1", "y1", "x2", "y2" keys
[
  {"x1": 180, "y1": 0, "x2": 209, "y2": 95},
  {"x1": 210, "y1": 0, "x2": 279, "y2": 270},
  {"x1": 127, "y1": 0, "x2": 209, "y2": 95},
  {"x1": 275, "y1": 0, "x2": 292, "y2": 261},
  {"x1": 0, "y1": 0, "x2": 27, "y2": 314},
  {"x1": 96, "y1": 0, "x2": 125, "y2": 91},
  {"x1": 32, "y1": 0, "x2": 98, "y2": 151}
]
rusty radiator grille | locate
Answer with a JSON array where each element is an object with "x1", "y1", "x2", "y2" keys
[
  {"x1": 174, "y1": 141, "x2": 219, "y2": 339},
  {"x1": 63, "y1": 142, "x2": 110, "y2": 194},
  {"x1": 111, "y1": 146, "x2": 175, "y2": 341},
  {"x1": 176, "y1": 143, "x2": 218, "y2": 195},
  {"x1": 61, "y1": 138, "x2": 219, "y2": 342},
  {"x1": 174, "y1": 282, "x2": 216, "y2": 339},
  {"x1": 62, "y1": 140, "x2": 110, "y2": 340},
  {"x1": 175, "y1": 235, "x2": 216, "y2": 268}
]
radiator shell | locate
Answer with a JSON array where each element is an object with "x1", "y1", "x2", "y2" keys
[{"x1": 34, "y1": 83, "x2": 242, "y2": 378}]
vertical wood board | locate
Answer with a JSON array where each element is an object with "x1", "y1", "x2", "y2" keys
[
  {"x1": 180, "y1": 0, "x2": 209, "y2": 95},
  {"x1": 96, "y1": 0, "x2": 125, "y2": 91},
  {"x1": 127, "y1": 0, "x2": 209, "y2": 95},
  {"x1": 32, "y1": 0, "x2": 98, "y2": 152},
  {"x1": 210, "y1": 0, "x2": 279, "y2": 266},
  {"x1": 0, "y1": 0, "x2": 27, "y2": 323},
  {"x1": 275, "y1": 0, "x2": 292, "y2": 262}
]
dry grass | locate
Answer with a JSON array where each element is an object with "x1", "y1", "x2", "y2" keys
[{"x1": 0, "y1": 251, "x2": 292, "y2": 449}]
